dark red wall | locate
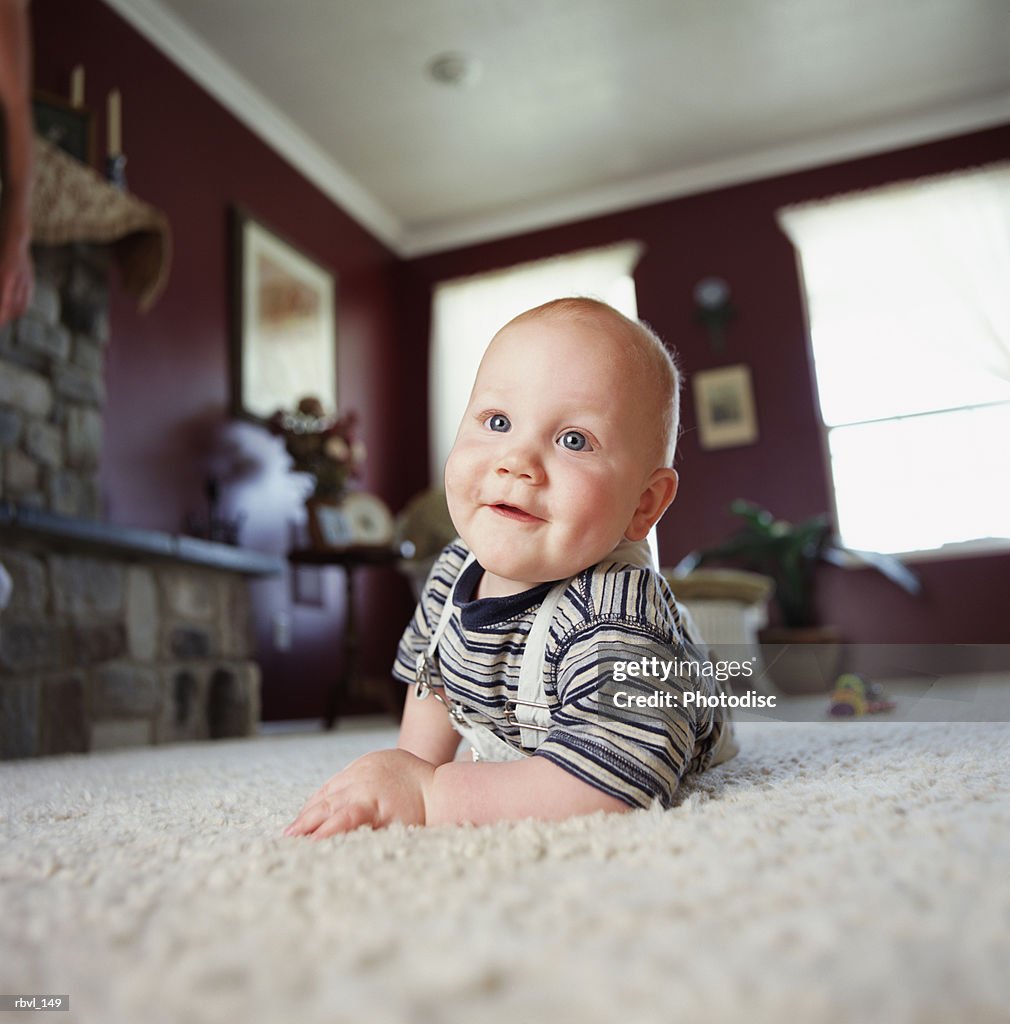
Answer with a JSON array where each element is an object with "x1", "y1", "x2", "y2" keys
[
  {"x1": 31, "y1": 0, "x2": 415, "y2": 720},
  {"x1": 31, "y1": 0, "x2": 1010, "y2": 725},
  {"x1": 398, "y1": 127, "x2": 1010, "y2": 644}
]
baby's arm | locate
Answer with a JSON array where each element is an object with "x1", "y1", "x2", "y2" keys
[
  {"x1": 284, "y1": 688, "x2": 457, "y2": 839},
  {"x1": 424, "y1": 756, "x2": 628, "y2": 825},
  {"x1": 398, "y1": 691, "x2": 628, "y2": 824},
  {"x1": 396, "y1": 687, "x2": 462, "y2": 765},
  {"x1": 284, "y1": 695, "x2": 628, "y2": 838},
  {"x1": 285, "y1": 746, "x2": 628, "y2": 838}
]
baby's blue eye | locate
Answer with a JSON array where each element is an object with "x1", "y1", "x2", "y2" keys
[
  {"x1": 487, "y1": 414, "x2": 511, "y2": 433},
  {"x1": 559, "y1": 431, "x2": 591, "y2": 452}
]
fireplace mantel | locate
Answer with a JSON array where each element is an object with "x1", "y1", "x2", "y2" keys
[
  {"x1": 0, "y1": 504, "x2": 283, "y2": 577},
  {"x1": 0, "y1": 503, "x2": 279, "y2": 760},
  {"x1": 30, "y1": 135, "x2": 171, "y2": 311}
]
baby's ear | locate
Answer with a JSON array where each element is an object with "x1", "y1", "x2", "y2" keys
[{"x1": 625, "y1": 469, "x2": 679, "y2": 541}]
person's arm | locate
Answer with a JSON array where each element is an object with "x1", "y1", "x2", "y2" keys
[
  {"x1": 282, "y1": 685, "x2": 461, "y2": 838},
  {"x1": 425, "y1": 755, "x2": 628, "y2": 825},
  {"x1": 0, "y1": 0, "x2": 34, "y2": 324},
  {"x1": 283, "y1": 747, "x2": 629, "y2": 839},
  {"x1": 396, "y1": 687, "x2": 463, "y2": 766}
]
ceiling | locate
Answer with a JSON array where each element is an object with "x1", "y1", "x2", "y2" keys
[{"x1": 105, "y1": 0, "x2": 1010, "y2": 256}]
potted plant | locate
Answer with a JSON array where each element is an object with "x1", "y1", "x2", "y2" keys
[{"x1": 674, "y1": 500, "x2": 921, "y2": 692}]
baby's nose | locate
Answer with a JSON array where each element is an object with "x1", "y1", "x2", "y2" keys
[{"x1": 496, "y1": 441, "x2": 545, "y2": 483}]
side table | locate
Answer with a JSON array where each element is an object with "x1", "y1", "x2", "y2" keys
[{"x1": 288, "y1": 545, "x2": 402, "y2": 728}]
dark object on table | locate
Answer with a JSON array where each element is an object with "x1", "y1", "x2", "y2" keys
[{"x1": 184, "y1": 477, "x2": 245, "y2": 546}]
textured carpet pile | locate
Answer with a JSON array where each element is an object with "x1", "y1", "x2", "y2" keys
[{"x1": 1, "y1": 721, "x2": 1008, "y2": 1024}]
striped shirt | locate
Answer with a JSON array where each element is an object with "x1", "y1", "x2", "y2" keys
[{"x1": 393, "y1": 539, "x2": 734, "y2": 809}]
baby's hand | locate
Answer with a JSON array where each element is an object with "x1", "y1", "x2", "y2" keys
[{"x1": 283, "y1": 749, "x2": 435, "y2": 839}]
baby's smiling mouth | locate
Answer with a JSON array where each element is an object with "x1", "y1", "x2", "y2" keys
[{"x1": 489, "y1": 502, "x2": 543, "y2": 523}]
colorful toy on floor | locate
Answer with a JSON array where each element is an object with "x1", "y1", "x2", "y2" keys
[{"x1": 828, "y1": 673, "x2": 896, "y2": 717}]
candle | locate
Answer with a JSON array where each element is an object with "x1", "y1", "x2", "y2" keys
[
  {"x1": 70, "y1": 65, "x2": 84, "y2": 108},
  {"x1": 107, "y1": 89, "x2": 121, "y2": 156}
]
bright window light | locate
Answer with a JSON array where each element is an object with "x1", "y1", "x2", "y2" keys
[
  {"x1": 778, "y1": 163, "x2": 1010, "y2": 556},
  {"x1": 828, "y1": 404, "x2": 1010, "y2": 553}
]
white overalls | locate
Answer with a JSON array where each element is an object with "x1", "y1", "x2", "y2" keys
[
  {"x1": 413, "y1": 550, "x2": 571, "y2": 762},
  {"x1": 413, "y1": 539, "x2": 735, "y2": 767}
]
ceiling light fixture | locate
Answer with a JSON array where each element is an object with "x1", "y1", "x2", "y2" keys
[{"x1": 427, "y1": 51, "x2": 482, "y2": 88}]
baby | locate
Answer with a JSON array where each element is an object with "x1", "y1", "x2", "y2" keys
[{"x1": 285, "y1": 297, "x2": 735, "y2": 838}]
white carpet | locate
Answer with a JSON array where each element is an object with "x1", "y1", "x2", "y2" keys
[{"x1": 2, "y1": 720, "x2": 1009, "y2": 1024}]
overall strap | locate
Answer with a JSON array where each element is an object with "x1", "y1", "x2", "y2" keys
[
  {"x1": 508, "y1": 538, "x2": 658, "y2": 747},
  {"x1": 414, "y1": 552, "x2": 475, "y2": 701},
  {"x1": 415, "y1": 550, "x2": 565, "y2": 752},
  {"x1": 511, "y1": 579, "x2": 568, "y2": 748},
  {"x1": 608, "y1": 536, "x2": 657, "y2": 570},
  {"x1": 426, "y1": 554, "x2": 474, "y2": 658}
]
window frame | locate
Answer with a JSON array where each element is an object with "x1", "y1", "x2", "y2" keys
[{"x1": 797, "y1": 269, "x2": 1010, "y2": 565}]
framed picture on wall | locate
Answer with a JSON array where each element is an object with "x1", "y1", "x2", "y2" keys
[
  {"x1": 306, "y1": 499, "x2": 353, "y2": 550},
  {"x1": 229, "y1": 208, "x2": 338, "y2": 422},
  {"x1": 692, "y1": 364, "x2": 759, "y2": 450}
]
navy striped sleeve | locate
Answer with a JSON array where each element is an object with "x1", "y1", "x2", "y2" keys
[{"x1": 534, "y1": 567, "x2": 724, "y2": 809}]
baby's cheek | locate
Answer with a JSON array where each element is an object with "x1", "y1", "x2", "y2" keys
[
  {"x1": 554, "y1": 465, "x2": 608, "y2": 513},
  {"x1": 443, "y1": 451, "x2": 462, "y2": 495},
  {"x1": 443, "y1": 451, "x2": 472, "y2": 526}
]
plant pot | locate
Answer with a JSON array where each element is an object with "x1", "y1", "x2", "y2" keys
[{"x1": 758, "y1": 625, "x2": 842, "y2": 694}]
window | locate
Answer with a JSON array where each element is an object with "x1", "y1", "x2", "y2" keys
[
  {"x1": 778, "y1": 163, "x2": 1010, "y2": 556},
  {"x1": 429, "y1": 242, "x2": 641, "y2": 480}
]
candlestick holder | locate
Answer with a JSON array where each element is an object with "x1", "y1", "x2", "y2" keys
[{"x1": 105, "y1": 153, "x2": 128, "y2": 191}]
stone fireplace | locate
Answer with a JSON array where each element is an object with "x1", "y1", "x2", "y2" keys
[
  {"x1": 1, "y1": 243, "x2": 107, "y2": 520},
  {"x1": 0, "y1": 142, "x2": 282, "y2": 760}
]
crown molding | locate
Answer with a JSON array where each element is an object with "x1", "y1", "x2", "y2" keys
[
  {"x1": 100, "y1": 0, "x2": 405, "y2": 252},
  {"x1": 399, "y1": 93, "x2": 1010, "y2": 256},
  {"x1": 99, "y1": 1, "x2": 1009, "y2": 261}
]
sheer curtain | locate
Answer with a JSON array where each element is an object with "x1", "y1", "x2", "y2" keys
[
  {"x1": 777, "y1": 162, "x2": 1010, "y2": 388},
  {"x1": 776, "y1": 161, "x2": 1010, "y2": 554},
  {"x1": 429, "y1": 241, "x2": 643, "y2": 482}
]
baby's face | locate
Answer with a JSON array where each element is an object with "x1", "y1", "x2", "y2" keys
[{"x1": 445, "y1": 315, "x2": 667, "y2": 597}]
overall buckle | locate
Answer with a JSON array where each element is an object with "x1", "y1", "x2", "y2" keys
[
  {"x1": 503, "y1": 698, "x2": 551, "y2": 733},
  {"x1": 414, "y1": 652, "x2": 432, "y2": 700},
  {"x1": 415, "y1": 652, "x2": 466, "y2": 725}
]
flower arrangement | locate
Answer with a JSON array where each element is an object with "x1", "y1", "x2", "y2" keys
[{"x1": 267, "y1": 396, "x2": 365, "y2": 502}]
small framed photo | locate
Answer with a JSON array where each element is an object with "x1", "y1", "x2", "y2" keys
[
  {"x1": 230, "y1": 208, "x2": 338, "y2": 422},
  {"x1": 692, "y1": 364, "x2": 759, "y2": 450},
  {"x1": 32, "y1": 92, "x2": 93, "y2": 165},
  {"x1": 306, "y1": 494, "x2": 394, "y2": 551},
  {"x1": 307, "y1": 501, "x2": 352, "y2": 550}
]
